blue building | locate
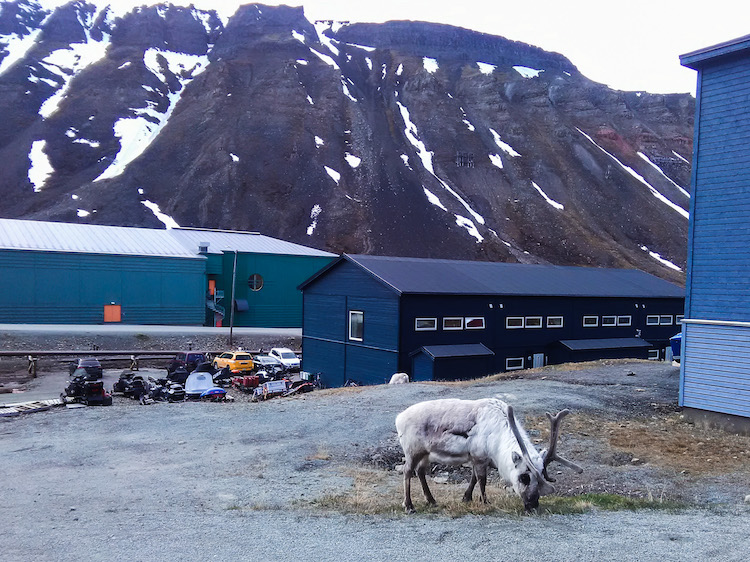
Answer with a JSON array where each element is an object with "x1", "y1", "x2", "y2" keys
[
  {"x1": 679, "y1": 35, "x2": 750, "y2": 428},
  {"x1": 300, "y1": 254, "x2": 684, "y2": 387}
]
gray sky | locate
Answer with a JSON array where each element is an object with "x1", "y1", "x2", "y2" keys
[{"x1": 49, "y1": 0, "x2": 750, "y2": 94}]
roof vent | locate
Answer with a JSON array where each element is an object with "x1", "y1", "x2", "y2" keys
[{"x1": 198, "y1": 241, "x2": 210, "y2": 253}]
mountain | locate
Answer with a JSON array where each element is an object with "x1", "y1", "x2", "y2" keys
[{"x1": 0, "y1": 1, "x2": 693, "y2": 283}]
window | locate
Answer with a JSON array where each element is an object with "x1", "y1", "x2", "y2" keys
[
  {"x1": 506, "y1": 357, "x2": 524, "y2": 370},
  {"x1": 525, "y1": 316, "x2": 543, "y2": 329},
  {"x1": 465, "y1": 317, "x2": 485, "y2": 329},
  {"x1": 547, "y1": 316, "x2": 564, "y2": 328},
  {"x1": 583, "y1": 316, "x2": 598, "y2": 327},
  {"x1": 506, "y1": 317, "x2": 524, "y2": 329},
  {"x1": 659, "y1": 315, "x2": 673, "y2": 326},
  {"x1": 349, "y1": 311, "x2": 364, "y2": 341},
  {"x1": 646, "y1": 315, "x2": 660, "y2": 326},
  {"x1": 443, "y1": 317, "x2": 463, "y2": 330},
  {"x1": 415, "y1": 318, "x2": 437, "y2": 331},
  {"x1": 602, "y1": 316, "x2": 617, "y2": 327},
  {"x1": 676, "y1": 315, "x2": 684, "y2": 324},
  {"x1": 617, "y1": 316, "x2": 632, "y2": 327},
  {"x1": 248, "y1": 273, "x2": 263, "y2": 291},
  {"x1": 648, "y1": 349, "x2": 660, "y2": 360}
]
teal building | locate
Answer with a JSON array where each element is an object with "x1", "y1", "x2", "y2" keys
[{"x1": 0, "y1": 219, "x2": 335, "y2": 326}]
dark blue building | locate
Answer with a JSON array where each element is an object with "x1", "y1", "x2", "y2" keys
[
  {"x1": 679, "y1": 35, "x2": 750, "y2": 426},
  {"x1": 300, "y1": 255, "x2": 684, "y2": 387}
]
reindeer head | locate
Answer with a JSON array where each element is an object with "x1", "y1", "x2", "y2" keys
[{"x1": 506, "y1": 405, "x2": 582, "y2": 512}]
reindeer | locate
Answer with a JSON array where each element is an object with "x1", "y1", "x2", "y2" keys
[
  {"x1": 389, "y1": 372, "x2": 409, "y2": 384},
  {"x1": 395, "y1": 398, "x2": 582, "y2": 512}
]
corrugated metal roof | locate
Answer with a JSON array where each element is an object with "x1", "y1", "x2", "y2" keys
[
  {"x1": 414, "y1": 343, "x2": 495, "y2": 359},
  {"x1": 680, "y1": 34, "x2": 750, "y2": 69},
  {"x1": 0, "y1": 218, "x2": 198, "y2": 258},
  {"x1": 345, "y1": 254, "x2": 684, "y2": 298},
  {"x1": 0, "y1": 219, "x2": 336, "y2": 259},
  {"x1": 168, "y1": 228, "x2": 335, "y2": 257}
]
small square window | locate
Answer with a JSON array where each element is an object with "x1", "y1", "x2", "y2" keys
[
  {"x1": 506, "y1": 357, "x2": 524, "y2": 370},
  {"x1": 648, "y1": 349, "x2": 660, "y2": 360},
  {"x1": 443, "y1": 317, "x2": 463, "y2": 330},
  {"x1": 583, "y1": 316, "x2": 598, "y2": 327},
  {"x1": 506, "y1": 317, "x2": 524, "y2": 329},
  {"x1": 659, "y1": 315, "x2": 673, "y2": 326},
  {"x1": 349, "y1": 311, "x2": 364, "y2": 341},
  {"x1": 646, "y1": 315, "x2": 660, "y2": 326},
  {"x1": 602, "y1": 316, "x2": 617, "y2": 327},
  {"x1": 547, "y1": 316, "x2": 564, "y2": 328},
  {"x1": 676, "y1": 315, "x2": 684, "y2": 324},
  {"x1": 415, "y1": 318, "x2": 437, "y2": 331},
  {"x1": 465, "y1": 317, "x2": 485, "y2": 329},
  {"x1": 617, "y1": 316, "x2": 632, "y2": 327},
  {"x1": 525, "y1": 316, "x2": 543, "y2": 328}
]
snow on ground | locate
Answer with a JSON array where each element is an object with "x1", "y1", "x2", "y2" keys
[
  {"x1": 313, "y1": 21, "x2": 339, "y2": 56},
  {"x1": 73, "y1": 138, "x2": 100, "y2": 147},
  {"x1": 341, "y1": 78, "x2": 357, "y2": 101},
  {"x1": 423, "y1": 187, "x2": 447, "y2": 211},
  {"x1": 513, "y1": 65, "x2": 544, "y2": 78},
  {"x1": 396, "y1": 100, "x2": 485, "y2": 239},
  {"x1": 296, "y1": 59, "x2": 308, "y2": 65},
  {"x1": 28, "y1": 140, "x2": 53, "y2": 192},
  {"x1": 118, "y1": 61, "x2": 131, "y2": 70},
  {"x1": 230, "y1": 153, "x2": 239, "y2": 162},
  {"x1": 577, "y1": 128, "x2": 689, "y2": 219},
  {"x1": 463, "y1": 119, "x2": 475, "y2": 132},
  {"x1": 36, "y1": 8, "x2": 110, "y2": 118},
  {"x1": 0, "y1": 4, "x2": 55, "y2": 76},
  {"x1": 423, "y1": 57, "x2": 438, "y2": 73},
  {"x1": 346, "y1": 42, "x2": 376, "y2": 52},
  {"x1": 291, "y1": 30, "x2": 305, "y2": 43},
  {"x1": 672, "y1": 150, "x2": 690, "y2": 165},
  {"x1": 344, "y1": 153, "x2": 361, "y2": 168},
  {"x1": 396, "y1": 63, "x2": 403, "y2": 76},
  {"x1": 400, "y1": 154, "x2": 412, "y2": 170},
  {"x1": 532, "y1": 181, "x2": 564, "y2": 210},
  {"x1": 455, "y1": 215, "x2": 483, "y2": 242},
  {"x1": 315, "y1": 136, "x2": 324, "y2": 147},
  {"x1": 477, "y1": 62, "x2": 495, "y2": 74},
  {"x1": 324, "y1": 166, "x2": 340, "y2": 185},
  {"x1": 76, "y1": 209, "x2": 90, "y2": 217},
  {"x1": 71, "y1": 194, "x2": 79, "y2": 200},
  {"x1": 365, "y1": 57, "x2": 372, "y2": 70},
  {"x1": 488, "y1": 154, "x2": 504, "y2": 169},
  {"x1": 309, "y1": 48, "x2": 339, "y2": 70},
  {"x1": 141, "y1": 200, "x2": 180, "y2": 229},
  {"x1": 489, "y1": 128, "x2": 521, "y2": 157},
  {"x1": 94, "y1": 49, "x2": 209, "y2": 182},
  {"x1": 638, "y1": 152, "x2": 690, "y2": 197},
  {"x1": 306, "y1": 204, "x2": 322, "y2": 235},
  {"x1": 640, "y1": 245, "x2": 682, "y2": 271},
  {"x1": 307, "y1": 95, "x2": 314, "y2": 105}
]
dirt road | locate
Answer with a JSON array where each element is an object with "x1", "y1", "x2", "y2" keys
[{"x1": 2, "y1": 360, "x2": 749, "y2": 561}]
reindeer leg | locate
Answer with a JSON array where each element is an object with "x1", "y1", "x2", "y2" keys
[
  {"x1": 416, "y1": 457, "x2": 437, "y2": 506},
  {"x1": 402, "y1": 455, "x2": 416, "y2": 513},
  {"x1": 462, "y1": 467, "x2": 478, "y2": 502},
  {"x1": 475, "y1": 464, "x2": 489, "y2": 504}
]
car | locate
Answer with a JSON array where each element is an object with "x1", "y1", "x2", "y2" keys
[
  {"x1": 253, "y1": 355, "x2": 284, "y2": 377},
  {"x1": 68, "y1": 357, "x2": 103, "y2": 379},
  {"x1": 212, "y1": 351, "x2": 255, "y2": 374},
  {"x1": 268, "y1": 348, "x2": 300, "y2": 372},
  {"x1": 166, "y1": 352, "x2": 207, "y2": 375}
]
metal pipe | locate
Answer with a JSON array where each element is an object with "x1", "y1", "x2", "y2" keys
[{"x1": 229, "y1": 250, "x2": 238, "y2": 346}]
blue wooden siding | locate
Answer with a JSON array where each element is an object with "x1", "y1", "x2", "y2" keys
[
  {"x1": 680, "y1": 322, "x2": 750, "y2": 418},
  {"x1": 302, "y1": 260, "x2": 400, "y2": 386},
  {"x1": 686, "y1": 55, "x2": 750, "y2": 322},
  {"x1": 0, "y1": 250, "x2": 205, "y2": 324},
  {"x1": 412, "y1": 353, "x2": 433, "y2": 381}
]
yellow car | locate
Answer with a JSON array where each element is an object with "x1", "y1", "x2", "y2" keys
[{"x1": 213, "y1": 351, "x2": 254, "y2": 374}]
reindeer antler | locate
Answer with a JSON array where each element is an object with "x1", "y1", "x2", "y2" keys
[{"x1": 541, "y1": 409, "x2": 583, "y2": 482}]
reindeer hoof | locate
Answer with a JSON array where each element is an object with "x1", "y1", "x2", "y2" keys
[
  {"x1": 462, "y1": 494, "x2": 472, "y2": 503},
  {"x1": 404, "y1": 504, "x2": 416, "y2": 514}
]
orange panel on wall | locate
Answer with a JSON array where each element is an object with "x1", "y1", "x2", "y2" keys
[{"x1": 104, "y1": 304, "x2": 121, "y2": 323}]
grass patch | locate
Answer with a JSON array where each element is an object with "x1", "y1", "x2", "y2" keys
[
  {"x1": 541, "y1": 493, "x2": 685, "y2": 513},
  {"x1": 307, "y1": 445, "x2": 332, "y2": 461}
]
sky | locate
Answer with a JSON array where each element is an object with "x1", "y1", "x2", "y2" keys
[{"x1": 37, "y1": 0, "x2": 750, "y2": 95}]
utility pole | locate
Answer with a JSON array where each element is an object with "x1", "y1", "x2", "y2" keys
[{"x1": 228, "y1": 250, "x2": 237, "y2": 346}]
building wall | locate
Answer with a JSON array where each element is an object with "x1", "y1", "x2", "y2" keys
[
  {"x1": 685, "y1": 54, "x2": 750, "y2": 321},
  {"x1": 400, "y1": 295, "x2": 683, "y2": 374},
  {"x1": 0, "y1": 249, "x2": 206, "y2": 324},
  {"x1": 218, "y1": 253, "x2": 335, "y2": 328},
  {"x1": 302, "y1": 260, "x2": 400, "y2": 387},
  {"x1": 681, "y1": 49, "x2": 750, "y2": 417}
]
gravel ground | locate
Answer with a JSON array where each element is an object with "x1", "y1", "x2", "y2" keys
[{"x1": 2, "y1": 352, "x2": 750, "y2": 560}]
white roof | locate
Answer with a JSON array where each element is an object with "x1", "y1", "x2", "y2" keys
[{"x1": 0, "y1": 219, "x2": 336, "y2": 259}]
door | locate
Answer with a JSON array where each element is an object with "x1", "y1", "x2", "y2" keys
[{"x1": 533, "y1": 353, "x2": 545, "y2": 368}]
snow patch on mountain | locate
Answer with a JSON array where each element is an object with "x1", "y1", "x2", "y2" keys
[
  {"x1": 640, "y1": 245, "x2": 681, "y2": 271},
  {"x1": 638, "y1": 152, "x2": 690, "y2": 198},
  {"x1": 324, "y1": 166, "x2": 340, "y2": 185},
  {"x1": 344, "y1": 153, "x2": 361, "y2": 168},
  {"x1": 577, "y1": 128, "x2": 689, "y2": 219},
  {"x1": 94, "y1": 49, "x2": 209, "y2": 182},
  {"x1": 489, "y1": 128, "x2": 521, "y2": 157},
  {"x1": 423, "y1": 57, "x2": 438, "y2": 73},
  {"x1": 477, "y1": 62, "x2": 495, "y2": 74},
  {"x1": 532, "y1": 181, "x2": 564, "y2": 210},
  {"x1": 141, "y1": 200, "x2": 180, "y2": 229},
  {"x1": 423, "y1": 187, "x2": 447, "y2": 211},
  {"x1": 513, "y1": 65, "x2": 543, "y2": 78},
  {"x1": 28, "y1": 140, "x2": 53, "y2": 192},
  {"x1": 306, "y1": 204, "x2": 322, "y2": 235}
]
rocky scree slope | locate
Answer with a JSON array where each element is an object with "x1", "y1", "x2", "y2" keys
[{"x1": 0, "y1": 1, "x2": 693, "y2": 283}]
